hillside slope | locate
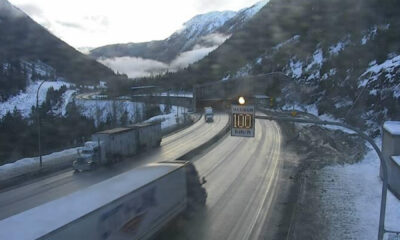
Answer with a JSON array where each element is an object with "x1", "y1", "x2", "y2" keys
[
  {"x1": 152, "y1": 0, "x2": 400, "y2": 134},
  {"x1": 0, "y1": 0, "x2": 116, "y2": 86}
]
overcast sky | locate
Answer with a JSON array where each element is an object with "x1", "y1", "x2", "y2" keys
[{"x1": 9, "y1": 0, "x2": 261, "y2": 49}]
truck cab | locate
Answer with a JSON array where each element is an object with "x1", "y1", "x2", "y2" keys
[
  {"x1": 204, "y1": 107, "x2": 214, "y2": 123},
  {"x1": 72, "y1": 141, "x2": 100, "y2": 172}
]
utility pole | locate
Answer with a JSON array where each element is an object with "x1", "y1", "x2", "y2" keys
[{"x1": 36, "y1": 80, "x2": 47, "y2": 169}]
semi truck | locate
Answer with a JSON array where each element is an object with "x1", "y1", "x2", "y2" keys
[
  {"x1": 204, "y1": 107, "x2": 214, "y2": 123},
  {"x1": 73, "y1": 122, "x2": 161, "y2": 172},
  {"x1": 0, "y1": 161, "x2": 207, "y2": 240}
]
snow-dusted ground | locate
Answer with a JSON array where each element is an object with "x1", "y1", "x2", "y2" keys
[
  {"x1": 318, "y1": 139, "x2": 400, "y2": 240},
  {"x1": 75, "y1": 99, "x2": 145, "y2": 126},
  {"x1": 282, "y1": 104, "x2": 356, "y2": 134},
  {"x1": 0, "y1": 80, "x2": 74, "y2": 118},
  {"x1": 285, "y1": 103, "x2": 400, "y2": 238},
  {"x1": 0, "y1": 147, "x2": 80, "y2": 181},
  {"x1": 146, "y1": 105, "x2": 188, "y2": 131}
]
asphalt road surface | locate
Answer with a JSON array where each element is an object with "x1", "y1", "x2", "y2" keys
[
  {"x1": 0, "y1": 113, "x2": 229, "y2": 220},
  {"x1": 162, "y1": 118, "x2": 285, "y2": 240}
]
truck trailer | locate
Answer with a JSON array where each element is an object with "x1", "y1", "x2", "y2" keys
[
  {"x1": 0, "y1": 161, "x2": 206, "y2": 240},
  {"x1": 73, "y1": 122, "x2": 162, "y2": 172}
]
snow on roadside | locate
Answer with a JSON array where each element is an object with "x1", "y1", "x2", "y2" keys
[
  {"x1": 145, "y1": 105, "x2": 187, "y2": 130},
  {"x1": 75, "y1": 99, "x2": 145, "y2": 126},
  {"x1": 0, "y1": 147, "x2": 80, "y2": 181},
  {"x1": 0, "y1": 80, "x2": 72, "y2": 118},
  {"x1": 319, "y1": 140, "x2": 400, "y2": 239}
]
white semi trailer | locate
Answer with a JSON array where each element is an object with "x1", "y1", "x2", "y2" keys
[
  {"x1": 73, "y1": 122, "x2": 162, "y2": 172},
  {"x1": 0, "y1": 161, "x2": 206, "y2": 240}
]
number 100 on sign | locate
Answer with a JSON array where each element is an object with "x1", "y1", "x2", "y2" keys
[{"x1": 231, "y1": 105, "x2": 255, "y2": 137}]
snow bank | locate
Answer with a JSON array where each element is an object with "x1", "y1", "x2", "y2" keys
[
  {"x1": 0, "y1": 147, "x2": 80, "y2": 181},
  {"x1": 146, "y1": 105, "x2": 187, "y2": 130},
  {"x1": 0, "y1": 80, "x2": 72, "y2": 118},
  {"x1": 319, "y1": 140, "x2": 400, "y2": 239}
]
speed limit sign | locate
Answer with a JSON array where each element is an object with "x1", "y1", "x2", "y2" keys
[{"x1": 231, "y1": 104, "x2": 255, "y2": 137}]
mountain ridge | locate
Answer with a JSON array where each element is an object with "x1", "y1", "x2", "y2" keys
[{"x1": 89, "y1": 1, "x2": 269, "y2": 63}]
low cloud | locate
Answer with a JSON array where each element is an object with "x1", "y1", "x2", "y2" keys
[
  {"x1": 171, "y1": 46, "x2": 217, "y2": 69},
  {"x1": 195, "y1": 33, "x2": 231, "y2": 48},
  {"x1": 56, "y1": 21, "x2": 85, "y2": 30},
  {"x1": 99, "y1": 57, "x2": 169, "y2": 78},
  {"x1": 84, "y1": 15, "x2": 109, "y2": 26},
  {"x1": 99, "y1": 33, "x2": 230, "y2": 78}
]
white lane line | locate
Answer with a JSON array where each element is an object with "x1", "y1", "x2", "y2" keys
[
  {"x1": 242, "y1": 121, "x2": 281, "y2": 240},
  {"x1": 248, "y1": 122, "x2": 282, "y2": 240}
]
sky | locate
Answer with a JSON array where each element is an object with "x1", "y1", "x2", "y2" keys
[{"x1": 9, "y1": 0, "x2": 262, "y2": 49}]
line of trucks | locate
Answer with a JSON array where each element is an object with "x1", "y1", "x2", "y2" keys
[
  {"x1": 73, "y1": 122, "x2": 162, "y2": 172},
  {"x1": 0, "y1": 160, "x2": 207, "y2": 240}
]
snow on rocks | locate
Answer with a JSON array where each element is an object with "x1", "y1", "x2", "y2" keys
[
  {"x1": 359, "y1": 55, "x2": 400, "y2": 87},
  {"x1": 305, "y1": 48, "x2": 324, "y2": 72},
  {"x1": 289, "y1": 58, "x2": 303, "y2": 79},
  {"x1": 329, "y1": 37, "x2": 350, "y2": 56},
  {"x1": 361, "y1": 25, "x2": 377, "y2": 45}
]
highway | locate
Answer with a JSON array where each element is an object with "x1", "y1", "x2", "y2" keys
[
  {"x1": 161, "y1": 118, "x2": 284, "y2": 240},
  {"x1": 0, "y1": 113, "x2": 229, "y2": 220}
]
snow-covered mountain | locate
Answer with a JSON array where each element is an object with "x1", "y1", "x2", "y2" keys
[
  {"x1": 90, "y1": 1, "x2": 269, "y2": 78},
  {"x1": 176, "y1": 11, "x2": 237, "y2": 41}
]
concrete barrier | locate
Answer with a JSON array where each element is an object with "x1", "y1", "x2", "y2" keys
[
  {"x1": 177, "y1": 113, "x2": 231, "y2": 160},
  {"x1": 382, "y1": 121, "x2": 400, "y2": 199}
]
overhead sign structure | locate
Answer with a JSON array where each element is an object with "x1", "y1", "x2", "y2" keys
[{"x1": 231, "y1": 104, "x2": 255, "y2": 137}]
